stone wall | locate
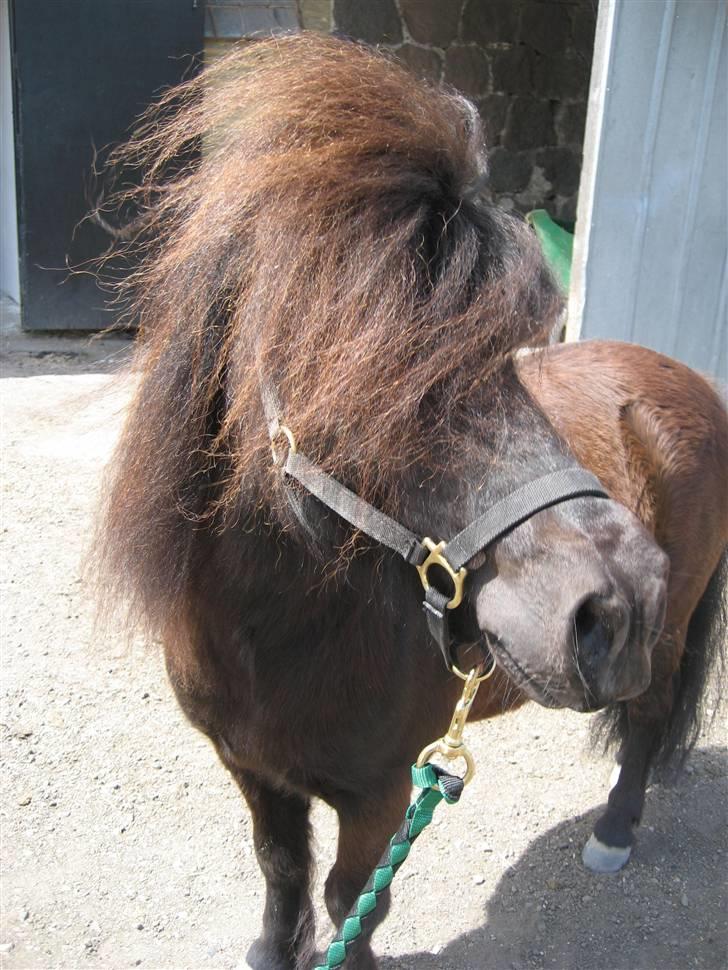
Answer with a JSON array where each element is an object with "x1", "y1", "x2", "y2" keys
[{"x1": 298, "y1": 0, "x2": 597, "y2": 224}]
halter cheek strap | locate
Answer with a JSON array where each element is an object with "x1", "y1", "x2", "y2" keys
[{"x1": 261, "y1": 378, "x2": 609, "y2": 671}]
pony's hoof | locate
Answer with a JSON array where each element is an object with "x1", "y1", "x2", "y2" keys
[
  {"x1": 245, "y1": 938, "x2": 294, "y2": 970},
  {"x1": 582, "y1": 833, "x2": 632, "y2": 873}
]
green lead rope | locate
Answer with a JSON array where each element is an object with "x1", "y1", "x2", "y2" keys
[{"x1": 314, "y1": 763, "x2": 464, "y2": 970}]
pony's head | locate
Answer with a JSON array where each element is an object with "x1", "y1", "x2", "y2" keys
[{"x1": 97, "y1": 34, "x2": 667, "y2": 711}]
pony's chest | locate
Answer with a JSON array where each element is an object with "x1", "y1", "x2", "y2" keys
[{"x1": 166, "y1": 622, "x2": 415, "y2": 795}]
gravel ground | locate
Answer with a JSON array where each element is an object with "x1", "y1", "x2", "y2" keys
[{"x1": 1, "y1": 327, "x2": 726, "y2": 970}]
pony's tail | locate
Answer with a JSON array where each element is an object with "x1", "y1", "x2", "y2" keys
[
  {"x1": 593, "y1": 546, "x2": 727, "y2": 774},
  {"x1": 655, "y1": 545, "x2": 728, "y2": 772}
]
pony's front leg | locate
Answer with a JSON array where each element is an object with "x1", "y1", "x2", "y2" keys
[
  {"x1": 583, "y1": 642, "x2": 680, "y2": 873},
  {"x1": 229, "y1": 767, "x2": 314, "y2": 970},
  {"x1": 324, "y1": 777, "x2": 411, "y2": 970},
  {"x1": 583, "y1": 717, "x2": 659, "y2": 872}
]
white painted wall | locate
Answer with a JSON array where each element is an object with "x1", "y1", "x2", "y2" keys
[
  {"x1": 568, "y1": 0, "x2": 727, "y2": 381},
  {"x1": 1, "y1": 0, "x2": 19, "y2": 303}
]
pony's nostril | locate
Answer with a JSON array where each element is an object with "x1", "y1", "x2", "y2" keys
[
  {"x1": 574, "y1": 598, "x2": 615, "y2": 697},
  {"x1": 575, "y1": 599, "x2": 613, "y2": 657}
]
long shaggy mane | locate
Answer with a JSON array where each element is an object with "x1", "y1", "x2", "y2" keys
[{"x1": 96, "y1": 33, "x2": 562, "y2": 632}]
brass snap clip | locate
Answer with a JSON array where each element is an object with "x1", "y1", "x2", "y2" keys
[
  {"x1": 416, "y1": 538, "x2": 467, "y2": 610},
  {"x1": 416, "y1": 660, "x2": 496, "y2": 786}
]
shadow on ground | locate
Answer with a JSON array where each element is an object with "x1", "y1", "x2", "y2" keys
[{"x1": 378, "y1": 745, "x2": 727, "y2": 970}]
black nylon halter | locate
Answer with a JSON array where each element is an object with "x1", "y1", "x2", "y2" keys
[{"x1": 261, "y1": 378, "x2": 609, "y2": 671}]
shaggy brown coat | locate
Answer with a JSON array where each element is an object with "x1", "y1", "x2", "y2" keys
[{"x1": 95, "y1": 35, "x2": 562, "y2": 636}]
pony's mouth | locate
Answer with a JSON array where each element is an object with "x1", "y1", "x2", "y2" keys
[{"x1": 484, "y1": 634, "x2": 563, "y2": 710}]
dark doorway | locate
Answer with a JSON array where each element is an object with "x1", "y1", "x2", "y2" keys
[{"x1": 10, "y1": 0, "x2": 204, "y2": 331}]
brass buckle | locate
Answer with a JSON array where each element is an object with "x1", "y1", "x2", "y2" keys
[
  {"x1": 416, "y1": 538, "x2": 467, "y2": 610},
  {"x1": 270, "y1": 424, "x2": 297, "y2": 466}
]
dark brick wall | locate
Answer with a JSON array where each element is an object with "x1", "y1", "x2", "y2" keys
[{"x1": 330, "y1": 0, "x2": 597, "y2": 224}]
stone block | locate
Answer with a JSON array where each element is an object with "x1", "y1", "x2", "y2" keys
[
  {"x1": 394, "y1": 44, "x2": 443, "y2": 83},
  {"x1": 495, "y1": 195, "x2": 517, "y2": 212},
  {"x1": 476, "y1": 94, "x2": 510, "y2": 146},
  {"x1": 400, "y1": 0, "x2": 462, "y2": 47},
  {"x1": 299, "y1": 0, "x2": 332, "y2": 33},
  {"x1": 556, "y1": 101, "x2": 587, "y2": 145},
  {"x1": 503, "y1": 97, "x2": 555, "y2": 150},
  {"x1": 488, "y1": 148, "x2": 533, "y2": 194},
  {"x1": 514, "y1": 165, "x2": 555, "y2": 214},
  {"x1": 532, "y1": 53, "x2": 590, "y2": 101},
  {"x1": 519, "y1": 1, "x2": 571, "y2": 55},
  {"x1": 462, "y1": 0, "x2": 520, "y2": 46},
  {"x1": 207, "y1": 2, "x2": 300, "y2": 37},
  {"x1": 444, "y1": 45, "x2": 491, "y2": 98},
  {"x1": 535, "y1": 146, "x2": 581, "y2": 196},
  {"x1": 553, "y1": 193, "x2": 578, "y2": 226},
  {"x1": 333, "y1": 0, "x2": 402, "y2": 45},
  {"x1": 490, "y1": 45, "x2": 533, "y2": 96}
]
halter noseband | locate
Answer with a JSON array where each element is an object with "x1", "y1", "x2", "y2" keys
[{"x1": 262, "y1": 379, "x2": 609, "y2": 672}]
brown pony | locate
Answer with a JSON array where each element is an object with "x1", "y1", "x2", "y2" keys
[
  {"x1": 94, "y1": 35, "x2": 726, "y2": 969},
  {"x1": 518, "y1": 341, "x2": 727, "y2": 871}
]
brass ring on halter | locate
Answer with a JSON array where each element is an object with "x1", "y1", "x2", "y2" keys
[
  {"x1": 451, "y1": 654, "x2": 497, "y2": 683},
  {"x1": 270, "y1": 424, "x2": 297, "y2": 466},
  {"x1": 416, "y1": 537, "x2": 468, "y2": 610}
]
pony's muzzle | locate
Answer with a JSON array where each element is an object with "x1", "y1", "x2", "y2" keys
[
  {"x1": 471, "y1": 500, "x2": 670, "y2": 712},
  {"x1": 570, "y1": 555, "x2": 668, "y2": 709}
]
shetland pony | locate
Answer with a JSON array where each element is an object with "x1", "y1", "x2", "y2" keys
[{"x1": 94, "y1": 36, "x2": 725, "y2": 969}]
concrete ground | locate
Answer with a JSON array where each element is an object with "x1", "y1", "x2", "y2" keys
[
  {"x1": 0, "y1": 297, "x2": 133, "y2": 377},
  {"x1": 1, "y1": 296, "x2": 726, "y2": 970}
]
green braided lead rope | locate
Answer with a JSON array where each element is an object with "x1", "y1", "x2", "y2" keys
[{"x1": 313, "y1": 763, "x2": 464, "y2": 970}]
